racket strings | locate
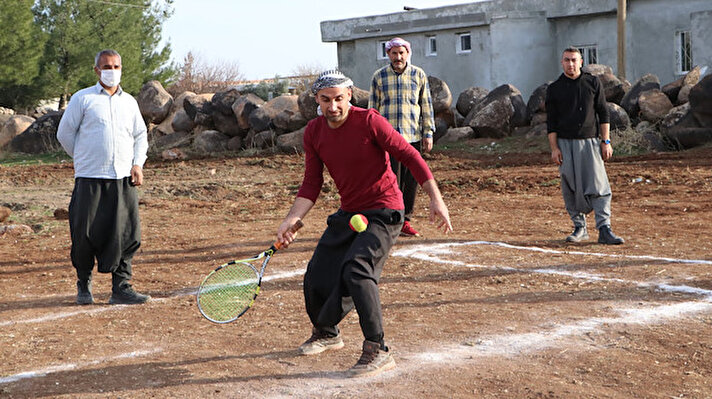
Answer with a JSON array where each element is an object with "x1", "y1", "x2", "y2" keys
[{"x1": 198, "y1": 262, "x2": 259, "y2": 323}]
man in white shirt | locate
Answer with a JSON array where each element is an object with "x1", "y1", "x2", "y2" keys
[{"x1": 57, "y1": 49, "x2": 150, "y2": 305}]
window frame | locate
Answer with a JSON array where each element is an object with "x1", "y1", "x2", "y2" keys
[
  {"x1": 576, "y1": 45, "x2": 598, "y2": 66},
  {"x1": 426, "y1": 35, "x2": 437, "y2": 57},
  {"x1": 377, "y1": 40, "x2": 388, "y2": 60},
  {"x1": 456, "y1": 32, "x2": 472, "y2": 54},
  {"x1": 675, "y1": 30, "x2": 692, "y2": 74}
]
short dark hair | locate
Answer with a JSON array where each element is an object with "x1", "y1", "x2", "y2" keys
[
  {"x1": 563, "y1": 46, "x2": 581, "y2": 56},
  {"x1": 95, "y1": 49, "x2": 121, "y2": 67}
]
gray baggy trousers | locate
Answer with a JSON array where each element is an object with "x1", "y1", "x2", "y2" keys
[{"x1": 558, "y1": 137, "x2": 612, "y2": 229}]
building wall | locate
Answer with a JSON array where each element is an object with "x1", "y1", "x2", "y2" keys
[
  {"x1": 489, "y1": 12, "x2": 556, "y2": 98},
  {"x1": 626, "y1": 0, "x2": 712, "y2": 83},
  {"x1": 691, "y1": 10, "x2": 712, "y2": 74}
]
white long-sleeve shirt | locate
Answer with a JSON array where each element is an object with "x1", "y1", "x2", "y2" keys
[{"x1": 57, "y1": 82, "x2": 148, "y2": 179}]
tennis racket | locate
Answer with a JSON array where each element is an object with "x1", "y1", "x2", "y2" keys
[{"x1": 197, "y1": 219, "x2": 304, "y2": 323}]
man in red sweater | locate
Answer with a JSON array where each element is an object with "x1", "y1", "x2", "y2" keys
[{"x1": 277, "y1": 70, "x2": 452, "y2": 378}]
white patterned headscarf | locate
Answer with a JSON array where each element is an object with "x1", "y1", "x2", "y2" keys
[
  {"x1": 385, "y1": 37, "x2": 411, "y2": 54},
  {"x1": 311, "y1": 69, "x2": 354, "y2": 95}
]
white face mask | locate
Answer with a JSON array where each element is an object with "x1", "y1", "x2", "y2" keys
[{"x1": 100, "y1": 69, "x2": 121, "y2": 87}]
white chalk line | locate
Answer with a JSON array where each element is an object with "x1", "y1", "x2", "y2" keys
[
  {"x1": 394, "y1": 240, "x2": 712, "y2": 265},
  {"x1": 394, "y1": 241, "x2": 712, "y2": 298},
  {"x1": 0, "y1": 347, "x2": 162, "y2": 384},
  {"x1": 0, "y1": 270, "x2": 306, "y2": 327}
]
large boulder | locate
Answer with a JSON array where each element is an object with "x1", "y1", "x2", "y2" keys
[
  {"x1": 606, "y1": 102, "x2": 631, "y2": 131},
  {"x1": 638, "y1": 90, "x2": 673, "y2": 123},
  {"x1": 0, "y1": 115, "x2": 35, "y2": 149},
  {"x1": 155, "y1": 91, "x2": 195, "y2": 136},
  {"x1": 171, "y1": 109, "x2": 194, "y2": 133},
  {"x1": 273, "y1": 107, "x2": 307, "y2": 134},
  {"x1": 526, "y1": 83, "x2": 548, "y2": 117},
  {"x1": 456, "y1": 86, "x2": 489, "y2": 117},
  {"x1": 151, "y1": 131, "x2": 192, "y2": 152},
  {"x1": 620, "y1": 74, "x2": 661, "y2": 119},
  {"x1": 249, "y1": 95, "x2": 299, "y2": 133},
  {"x1": 438, "y1": 127, "x2": 473, "y2": 144},
  {"x1": 192, "y1": 130, "x2": 229, "y2": 153},
  {"x1": 137, "y1": 80, "x2": 173, "y2": 124},
  {"x1": 463, "y1": 84, "x2": 528, "y2": 137},
  {"x1": 599, "y1": 73, "x2": 626, "y2": 104},
  {"x1": 232, "y1": 93, "x2": 265, "y2": 132},
  {"x1": 211, "y1": 88, "x2": 241, "y2": 116},
  {"x1": 466, "y1": 99, "x2": 515, "y2": 138},
  {"x1": 582, "y1": 64, "x2": 613, "y2": 76},
  {"x1": 677, "y1": 84, "x2": 693, "y2": 105},
  {"x1": 297, "y1": 90, "x2": 318, "y2": 121},
  {"x1": 183, "y1": 93, "x2": 214, "y2": 128},
  {"x1": 530, "y1": 112, "x2": 547, "y2": 126},
  {"x1": 9, "y1": 111, "x2": 63, "y2": 154},
  {"x1": 661, "y1": 103, "x2": 697, "y2": 132},
  {"x1": 212, "y1": 111, "x2": 241, "y2": 137},
  {"x1": 350, "y1": 86, "x2": 369, "y2": 108},
  {"x1": 688, "y1": 74, "x2": 712, "y2": 128},
  {"x1": 665, "y1": 128, "x2": 712, "y2": 149},
  {"x1": 433, "y1": 116, "x2": 450, "y2": 143},
  {"x1": 276, "y1": 126, "x2": 306, "y2": 153},
  {"x1": 661, "y1": 66, "x2": 702, "y2": 104},
  {"x1": 660, "y1": 102, "x2": 712, "y2": 149},
  {"x1": 428, "y1": 76, "x2": 452, "y2": 113}
]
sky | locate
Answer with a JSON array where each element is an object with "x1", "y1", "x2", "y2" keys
[{"x1": 161, "y1": 0, "x2": 476, "y2": 81}]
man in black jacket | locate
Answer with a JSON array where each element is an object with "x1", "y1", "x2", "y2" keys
[{"x1": 545, "y1": 47, "x2": 624, "y2": 245}]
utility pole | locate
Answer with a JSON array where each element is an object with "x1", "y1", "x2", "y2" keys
[{"x1": 617, "y1": 0, "x2": 627, "y2": 79}]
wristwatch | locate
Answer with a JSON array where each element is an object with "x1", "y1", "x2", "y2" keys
[{"x1": 601, "y1": 139, "x2": 611, "y2": 145}]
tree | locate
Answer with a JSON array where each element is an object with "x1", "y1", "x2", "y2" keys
[
  {"x1": 0, "y1": 0, "x2": 47, "y2": 108},
  {"x1": 290, "y1": 62, "x2": 325, "y2": 94},
  {"x1": 32, "y1": 0, "x2": 176, "y2": 108},
  {"x1": 168, "y1": 51, "x2": 245, "y2": 95}
]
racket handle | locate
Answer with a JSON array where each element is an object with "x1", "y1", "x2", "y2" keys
[{"x1": 274, "y1": 219, "x2": 304, "y2": 250}]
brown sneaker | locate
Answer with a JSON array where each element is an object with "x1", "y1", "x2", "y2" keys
[
  {"x1": 297, "y1": 328, "x2": 344, "y2": 355},
  {"x1": 348, "y1": 340, "x2": 396, "y2": 378},
  {"x1": 400, "y1": 221, "x2": 420, "y2": 237}
]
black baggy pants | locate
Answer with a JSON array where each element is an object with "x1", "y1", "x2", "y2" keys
[
  {"x1": 68, "y1": 177, "x2": 141, "y2": 287},
  {"x1": 303, "y1": 208, "x2": 403, "y2": 343}
]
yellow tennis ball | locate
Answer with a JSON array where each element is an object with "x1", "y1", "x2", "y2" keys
[{"x1": 349, "y1": 214, "x2": 368, "y2": 233}]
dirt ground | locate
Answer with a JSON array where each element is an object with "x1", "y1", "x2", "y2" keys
[{"x1": 1, "y1": 138, "x2": 711, "y2": 398}]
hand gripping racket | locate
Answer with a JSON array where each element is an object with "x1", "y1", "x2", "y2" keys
[{"x1": 197, "y1": 219, "x2": 304, "y2": 323}]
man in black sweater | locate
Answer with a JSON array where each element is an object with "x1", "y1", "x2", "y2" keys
[{"x1": 545, "y1": 47, "x2": 624, "y2": 245}]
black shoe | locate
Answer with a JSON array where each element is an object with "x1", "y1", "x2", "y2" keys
[
  {"x1": 109, "y1": 284, "x2": 150, "y2": 305},
  {"x1": 565, "y1": 226, "x2": 589, "y2": 242},
  {"x1": 76, "y1": 280, "x2": 94, "y2": 305},
  {"x1": 598, "y1": 226, "x2": 625, "y2": 245}
]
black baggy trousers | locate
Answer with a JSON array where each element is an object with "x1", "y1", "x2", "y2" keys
[
  {"x1": 304, "y1": 208, "x2": 403, "y2": 343},
  {"x1": 68, "y1": 177, "x2": 141, "y2": 286}
]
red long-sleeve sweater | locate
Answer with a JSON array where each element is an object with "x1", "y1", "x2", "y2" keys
[{"x1": 297, "y1": 107, "x2": 433, "y2": 212}]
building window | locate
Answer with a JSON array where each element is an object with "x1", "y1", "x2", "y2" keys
[
  {"x1": 675, "y1": 30, "x2": 692, "y2": 74},
  {"x1": 457, "y1": 32, "x2": 471, "y2": 54},
  {"x1": 426, "y1": 35, "x2": 437, "y2": 56},
  {"x1": 377, "y1": 40, "x2": 388, "y2": 60},
  {"x1": 576, "y1": 45, "x2": 598, "y2": 65}
]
